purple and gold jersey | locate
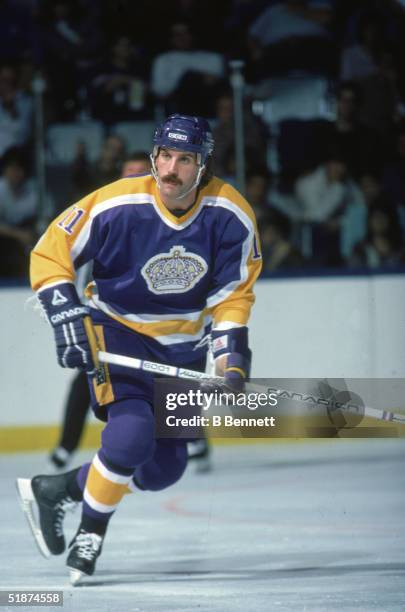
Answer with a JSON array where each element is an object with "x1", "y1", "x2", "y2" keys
[{"x1": 31, "y1": 174, "x2": 262, "y2": 354}]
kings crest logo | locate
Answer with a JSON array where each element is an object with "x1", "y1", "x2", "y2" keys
[{"x1": 141, "y1": 246, "x2": 208, "y2": 294}]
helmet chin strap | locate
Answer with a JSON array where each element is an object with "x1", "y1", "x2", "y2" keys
[
  {"x1": 150, "y1": 150, "x2": 205, "y2": 200},
  {"x1": 150, "y1": 152, "x2": 162, "y2": 189},
  {"x1": 173, "y1": 164, "x2": 205, "y2": 200}
]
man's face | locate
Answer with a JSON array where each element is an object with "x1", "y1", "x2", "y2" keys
[
  {"x1": 216, "y1": 96, "x2": 233, "y2": 123},
  {"x1": 155, "y1": 148, "x2": 200, "y2": 203},
  {"x1": 360, "y1": 174, "x2": 380, "y2": 202},
  {"x1": 4, "y1": 163, "x2": 25, "y2": 189},
  {"x1": 326, "y1": 160, "x2": 347, "y2": 182},
  {"x1": 104, "y1": 136, "x2": 125, "y2": 159},
  {"x1": 246, "y1": 175, "x2": 267, "y2": 204},
  {"x1": 338, "y1": 89, "x2": 357, "y2": 119},
  {"x1": 170, "y1": 23, "x2": 192, "y2": 51},
  {"x1": 121, "y1": 159, "x2": 150, "y2": 178}
]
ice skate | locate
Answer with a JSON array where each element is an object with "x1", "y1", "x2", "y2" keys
[
  {"x1": 47, "y1": 447, "x2": 73, "y2": 473},
  {"x1": 16, "y1": 471, "x2": 78, "y2": 557},
  {"x1": 67, "y1": 529, "x2": 103, "y2": 585},
  {"x1": 187, "y1": 439, "x2": 212, "y2": 473}
]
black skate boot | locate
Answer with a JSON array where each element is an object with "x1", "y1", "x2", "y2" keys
[
  {"x1": 16, "y1": 469, "x2": 80, "y2": 558},
  {"x1": 67, "y1": 529, "x2": 104, "y2": 585}
]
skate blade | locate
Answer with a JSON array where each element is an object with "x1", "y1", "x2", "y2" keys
[
  {"x1": 16, "y1": 478, "x2": 51, "y2": 559},
  {"x1": 68, "y1": 568, "x2": 84, "y2": 586}
]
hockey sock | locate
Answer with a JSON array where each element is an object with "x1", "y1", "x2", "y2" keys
[
  {"x1": 65, "y1": 467, "x2": 85, "y2": 502},
  {"x1": 81, "y1": 451, "x2": 134, "y2": 524},
  {"x1": 79, "y1": 513, "x2": 108, "y2": 537},
  {"x1": 77, "y1": 463, "x2": 90, "y2": 493}
]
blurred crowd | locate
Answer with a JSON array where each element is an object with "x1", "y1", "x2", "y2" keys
[{"x1": 0, "y1": 0, "x2": 405, "y2": 278}]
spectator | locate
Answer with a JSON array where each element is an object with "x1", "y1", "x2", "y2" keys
[
  {"x1": 245, "y1": 169, "x2": 271, "y2": 223},
  {"x1": 260, "y1": 209, "x2": 305, "y2": 272},
  {"x1": 121, "y1": 151, "x2": 151, "y2": 178},
  {"x1": 340, "y1": 12, "x2": 385, "y2": 82},
  {"x1": 267, "y1": 175, "x2": 301, "y2": 224},
  {"x1": 218, "y1": 144, "x2": 258, "y2": 188},
  {"x1": 248, "y1": 0, "x2": 337, "y2": 77},
  {"x1": 295, "y1": 156, "x2": 367, "y2": 265},
  {"x1": 0, "y1": 63, "x2": 33, "y2": 157},
  {"x1": 90, "y1": 36, "x2": 151, "y2": 123},
  {"x1": 276, "y1": 119, "x2": 330, "y2": 185},
  {"x1": 151, "y1": 22, "x2": 225, "y2": 117},
  {"x1": 222, "y1": 0, "x2": 272, "y2": 83},
  {"x1": 325, "y1": 81, "x2": 382, "y2": 179},
  {"x1": 39, "y1": 0, "x2": 102, "y2": 121},
  {"x1": 71, "y1": 134, "x2": 126, "y2": 198},
  {"x1": 359, "y1": 170, "x2": 395, "y2": 213},
  {"x1": 350, "y1": 206, "x2": 405, "y2": 268},
  {"x1": 342, "y1": 1, "x2": 403, "y2": 49},
  {"x1": 358, "y1": 52, "x2": 403, "y2": 144},
  {"x1": 0, "y1": 147, "x2": 38, "y2": 277},
  {"x1": 212, "y1": 92, "x2": 268, "y2": 177},
  {"x1": 159, "y1": 0, "x2": 229, "y2": 53}
]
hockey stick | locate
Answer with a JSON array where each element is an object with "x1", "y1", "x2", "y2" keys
[
  {"x1": 98, "y1": 350, "x2": 405, "y2": 426},
  {"x1": 98, "y1": 350, "x2": 215, "y2": 381}
]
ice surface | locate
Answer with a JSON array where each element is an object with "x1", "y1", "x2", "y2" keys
[{"x1": 1, "y1": 440, "x2": 404, "y2": 611}]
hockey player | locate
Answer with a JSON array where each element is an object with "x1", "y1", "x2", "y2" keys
[
  {"x1": 17, "y1": 114, "x2": 262, "y2": 585},
  {"x1": 48, "y1": 150, "x2": 212, "y2": 473}
]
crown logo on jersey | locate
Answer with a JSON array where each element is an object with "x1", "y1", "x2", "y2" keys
[{"x1": 141, "y1": 246, "x2": 208, "y2": 294}]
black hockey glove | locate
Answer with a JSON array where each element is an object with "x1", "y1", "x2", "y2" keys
[{"x1": 37, "y1": 282, "x2": 95, "y2": 372}]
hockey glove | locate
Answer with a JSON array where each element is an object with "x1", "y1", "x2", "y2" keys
[
  {"x1": 37, "y1": 282, "x2": 95, "y2": 372},
  {"x1": 212, "y1": 327, "x2": 252, "y2": 393}
]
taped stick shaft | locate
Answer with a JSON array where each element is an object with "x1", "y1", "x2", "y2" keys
[
  {"x1": 98, "y1": 351, "x2": 405, "y2": 426},
  {"x1": 98, "y1": 350, "x2": 214, "y2": 381}
]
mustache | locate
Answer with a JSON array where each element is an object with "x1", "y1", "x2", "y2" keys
[{"x1": 162, "y1": 174, "x2": 182, "y2": 185}]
